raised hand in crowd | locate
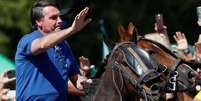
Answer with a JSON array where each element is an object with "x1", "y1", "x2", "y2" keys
[
  {"x1": 68, "y1": 56, "x2": 92, "y2": 99},
  {"x1": 173, "y1": 31, "x2": 193, "y2": 61},
  {"x1": 154, "y1": 23, "x2": 167, "y2": 32},
  {"x1": 79, "y1": 56, "x2": 91, "y2": 76},
  {"x1": 173, "y1": 31, "x2": 188, "y2": 50},
  {"x1": 77, "y1": 56, "x2": 93, "y2": 90}
]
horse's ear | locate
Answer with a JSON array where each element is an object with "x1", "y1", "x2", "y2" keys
[
  {"x1": 127, "y1": 22, "x2": 140, "y2": 43},
  {"x1": 117, "y1": 23, "x2": 126, "y2": 41},
  {"x1": 127, "y1": 22, "x2": 134, "y2": 35},
  {"x1": 117, "y1": 23, "x2": 126, "y2": 34}
]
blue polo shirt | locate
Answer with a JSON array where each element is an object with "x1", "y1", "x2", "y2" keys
[{"x1": 15, "y1": 30, "x2": 79, "y2": 101}]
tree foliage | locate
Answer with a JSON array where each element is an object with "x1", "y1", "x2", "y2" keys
[{"x1": 0, "y1": 0, "x2": 35, "y2": 59}]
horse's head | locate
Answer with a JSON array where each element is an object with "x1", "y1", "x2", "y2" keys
[
  {"x1": 109, "y1": 42, "x2": 159, "y2": 82},
  {"x1": 137, "y1": 38, "x2": 177, "y2": 68},
  {"x1": 105, "y1": 42, "x2": 164, "y2": 100}
]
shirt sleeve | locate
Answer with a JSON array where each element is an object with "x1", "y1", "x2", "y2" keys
[{"x1": 16, "y1": 34, "x2": 36, "y2": 57}]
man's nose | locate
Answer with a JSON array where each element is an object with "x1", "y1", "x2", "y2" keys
[{"x1": 57, "y1": 16, "x2": 62, "y2": 23}]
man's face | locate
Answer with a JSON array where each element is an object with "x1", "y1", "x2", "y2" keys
[{"x1": 37, "y1": 6, "x2": 63, "y2": 34}]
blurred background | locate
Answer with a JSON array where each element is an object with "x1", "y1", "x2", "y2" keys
[{"x1": 1, "y1": 0, "x2": 201, "y2": 68}]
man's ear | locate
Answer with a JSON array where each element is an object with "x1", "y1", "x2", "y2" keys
[{"x1": 36, "y1": 19, "x2": 42, "y2": 28}]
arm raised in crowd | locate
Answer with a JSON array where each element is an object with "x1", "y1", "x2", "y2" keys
[{"x1": 173, "y1": 31, "x2": 193, "y2": 61}]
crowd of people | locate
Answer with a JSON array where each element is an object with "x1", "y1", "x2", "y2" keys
[
  {"x1": 1, "y1": 0, "x2": 201, "y2": 101},
  {"x1": 141, "y1": 12, "x2": 201, "y2": 101}
]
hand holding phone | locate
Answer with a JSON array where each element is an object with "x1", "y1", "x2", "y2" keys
[
  {"x1": 155, "y1": 14, "x2": 164, "y2": 32},
  {"x1": 7, "y1": 69, "x2": 16, "y2": 79},
  {"x1": 1, "y1": 69, "x2": 16, "y2": 90}
]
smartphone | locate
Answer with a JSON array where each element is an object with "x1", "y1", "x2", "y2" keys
[
  {"x1": 155, "y1": 14, "x2": 164, "y2": 32},
  {"x1": 4, "y1": 69, "x2": 16, "y2": 90},
  {"x1": 197, "y1": 6, "x2": 201, "y2": 21},
  {"x1": 7, "y1": 69, "x2": 16, "y2": 78}
]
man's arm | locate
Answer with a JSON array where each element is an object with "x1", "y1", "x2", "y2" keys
[
  {"x1": 31, "y1": 7, "x2": 92, "y2": 55},
  {"x1": 70, "y1": 74, "x2": 79, "y2": 86},
  {"x1": 68, "y1": 80, "x2": 85, "y2": 96}
]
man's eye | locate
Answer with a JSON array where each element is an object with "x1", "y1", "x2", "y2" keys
[{"x1": 50, "y1": 16, "x2": 58, "y2": 20}]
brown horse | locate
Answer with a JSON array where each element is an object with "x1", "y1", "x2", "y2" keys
[
  {"x1": 81, "y1": 22, "x2": 197, "y2": 101},
  {"x1": 81, "y1": 39, "x2": 197, "y2": 101}
]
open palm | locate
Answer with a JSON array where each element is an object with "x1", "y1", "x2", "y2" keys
[{"x1": 173, "y1": 31, "x2": 188, "y2": 50}]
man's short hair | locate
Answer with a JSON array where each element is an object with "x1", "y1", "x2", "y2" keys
[{"x1": 30, "y1": 0, "x2": 60, "y2": 30}]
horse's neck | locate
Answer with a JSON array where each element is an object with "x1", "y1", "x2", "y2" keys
[{"x1": 93, "y1": 66, "x2": 123, "y2": 101}]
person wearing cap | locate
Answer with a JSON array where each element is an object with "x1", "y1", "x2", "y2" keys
[{"x1": 15, "y1": 0, "x2": 91, "y2": 101}]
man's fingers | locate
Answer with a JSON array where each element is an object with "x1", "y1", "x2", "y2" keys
[
  {"x1": 7, "y1": 77, "x2": 16, "y2": 83},
  {"x1": 79, "y1": 56, "x2": 90, "y2": 62},
  {"x1": 174, "y1": 31, "x2": 186, "y2": 41},
  {"x1": 176, "y1": 31, "x2": 182, "y2": 39},
  {"x1": 173, "y1": 35, "x2": 178, "y2": 41},
  {"x1": 78, "y1": 7, "x2": 89, "y2": 21},
  {"x1": 181, "y1": 33, "x2": 186, "y2": 38},
  {"x1": 1, "y1": 70, "x2": 10, "y2": 78}
]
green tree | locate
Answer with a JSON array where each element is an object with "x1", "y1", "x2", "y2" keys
[{"x1": 0, "y1": 0, "x2": 35, "y2": 60}]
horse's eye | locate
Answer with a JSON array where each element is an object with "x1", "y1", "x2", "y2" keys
[{"x1": 148, "y1": 50, "x2": 155, "y2": 55}]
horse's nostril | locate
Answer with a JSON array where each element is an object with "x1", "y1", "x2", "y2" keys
[
  {"x1": 150, "y1": 83, "x2": 160, "y2": 95},
  {"x1": 150, "y1": 84, "x2": 159, "y2": 91}
]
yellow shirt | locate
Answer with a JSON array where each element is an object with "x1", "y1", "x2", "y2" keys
[{"x1": 195, "y1": 91, "x2": 201, "y2": 101}]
